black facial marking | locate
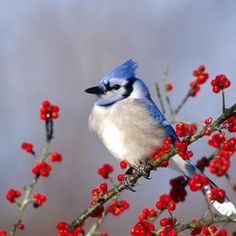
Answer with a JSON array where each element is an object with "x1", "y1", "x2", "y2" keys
[
  {"x1": 103, "y1": 81, "x2": 112, "y2": 91},
  {"x1": 123, "y1": 78, "x2": 135, "y2": 98}
]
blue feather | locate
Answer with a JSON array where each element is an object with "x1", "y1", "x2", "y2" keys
[
  {"x1": 135, "y1": 97, "x2": 179, "y2": 142},
  {"x1": 102, "y1": 59, "x2": 138, "y2": 80},
  {"x1": 146, "y1": 99, "x2": 179, "y2": 142}
]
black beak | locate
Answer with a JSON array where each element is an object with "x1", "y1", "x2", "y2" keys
[{"x1": 84, "y1": 86, "x2": 104, "y2": 95}]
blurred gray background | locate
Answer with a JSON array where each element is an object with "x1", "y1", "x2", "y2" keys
[{"x1": 1, "y1": 1, "x2": 236, "y2": 235}]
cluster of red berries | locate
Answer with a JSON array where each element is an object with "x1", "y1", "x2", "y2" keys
[
  {"x1": 90, "y1": 182, "x2": 109, "y2": 218},
  {"x1": 208, "y1": 133, "x2": 226, "y2": 148},
  {"x1": 97, "y1": 163, "x2": 114, "y2": 179},
  {"x1": 193, "y1": 65, "x2": 209, "y2": 84},
  {"x1": 138, "y1": 208, "x2": 157, "y2": 221},
  {"x1": 201, "y1": 226, "x2": 227, "y2": 236},
  {"x1": 169, "y1": 176, "x2": 187, "y2": 203},
  {"x1": 175, "y1": 122, "x2": 198, "y2": 137},
  {"x1": 40, "y1": 100, "x2": 60, "y2": 120},
  {"x1": 188, "y1": 174, "x2": 209, "y2": 192},
  {"x1": 190, "y1": 65, "x2": 209, "y2": 97},
  {"x1": 165, "y1": 83, "x2": 173, "y2": 92},
  {"x1": 209, "y1": 157, "x2": 230, "y2": 177},
  {"x1": 91, "y1": 182, "x2": 108, "y2": 200},
  {"x1": 50, "y1": 152, "x2": 63, "y2": 162},
  {"x1": 32, "y1": 162, "x2": 52, "y2": 177},
  {"x1": 203, "y1": 117, "x2": 213, "y2": 137},
  {"x1": 56, "y1": 221, "x2": 84, "y2": 236},
  {"x1": 156, "y1": 194, "x2": 176, "y2": 212},
  {"x1": 191, "y1": 225, "x2": 227, "y2": 236},
  {"x1": 196, "y1": 157, "x2": 209, "y2": 172},
  {"x1": 6, "y1": 189, "x2": 21, "y2": 203},
  {"x1": 224, "y1": 115, "x2": 236, "y2": 132},
  {"x1": 159, "y1": 217, "x2": 177, "y2": 236},
  {"x1": 208, "y1": 134, "x2": 235, "y2": 176},
  {"x1": 33, "y1": 193, "x2": 47, "y2": 207},
  {"x1": 218, "y1": 137, "x2": 236, "y2": 158},
  {"x1": 21, "y1": 142, "x2": 34, "y2": 154},
  {"x1": 174, "y1": 141, "x2": 193, "y2": 160},
  {"x1": 130, "y1": 220, "x2": 155, "y2": 236},
  {"x1": 208, "y1": 187, "x2": 225, "y2": 203},
  {"x1": 106, "y1": 199, "x2": 129, "y2": 216},
  {"x1": 211, "y1": 74, "x2": 231, "y2": 93},
  {"x1": 152, "y1": 137, "x2": 173, "y2": 167}
]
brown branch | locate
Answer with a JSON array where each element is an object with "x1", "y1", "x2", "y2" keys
[
  {"x1": 69, "y1": 103, "x2": 236, "y2": 230},
  {"x1": 175, "y1": 214, "x2": 236, "y2": 233}
]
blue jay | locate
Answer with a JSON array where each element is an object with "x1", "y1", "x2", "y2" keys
[{"x1": 85, "y1": 59, "x2": 236, "y2": 217}]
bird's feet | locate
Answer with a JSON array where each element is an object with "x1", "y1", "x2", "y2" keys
[
  {"x1": 125, "y1": 162, "x2": 152, "y2": 179},
  {"x1": 123, "y1": 177, "x2": 136, "y2": 192}
]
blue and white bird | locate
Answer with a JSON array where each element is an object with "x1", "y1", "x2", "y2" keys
[{"x1": 85, "y1": 59, "x2": 236, "y2": 217}]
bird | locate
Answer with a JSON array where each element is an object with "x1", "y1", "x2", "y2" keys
[{"x1": 85, "y1": 59, "x2": 236, "y2": 217}]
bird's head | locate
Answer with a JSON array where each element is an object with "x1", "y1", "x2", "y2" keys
[{"x1": 85, "y1": 59, "x2": 150, "y2": 106}]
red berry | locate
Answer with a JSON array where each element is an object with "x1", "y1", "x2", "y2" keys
[
  {"x1": 50, "y1": 152, "x2": 63, "y2": 162},
  {"x1": 165, "y1": 83, "x2": 173, "y2": 92},
  {"x1": 197, "y1": 65, "x2": 205, "y2": 72},
  {"x1": 97, "y1": 163, "x2": 114, "y2": 179},
  {"x1": 16, "y1": 223, "x2": 25, "y2": 230},
  {"x1": 0, "y1": 230, "x2": 7, "y2": 236},
  {"x1": 21, "y1": 142, "x2": 34, "y2": 153},
  {"x1": 32, "y1": 162, "x2": 52, "y2": 177},
  {"x1": 99, "y1": 182, "x2": 108, "y2": 193},
  {"x1": 117, "y1": 174, "x2": 124, "y2": 182},
  {"x1": 120, "y1": 160, "x2": 128, "y2": 169},
  {"x1": 33, "y1": 193, "x2": 47, "y2": 207},
  {"x1": 6, "y1": 189, "x2": 21, "y2": 203}
]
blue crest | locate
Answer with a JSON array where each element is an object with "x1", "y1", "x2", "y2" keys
[{"x1": 102, "y1": 59, "x2": 138, "y2": 80}]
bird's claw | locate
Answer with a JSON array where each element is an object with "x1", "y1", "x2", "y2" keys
[
  {"x1": 123, "y1": 177, "x2": 136, "y2": 192},
  {"x1": 136, "y1": 163, "x2": 151, "y2": 179}
]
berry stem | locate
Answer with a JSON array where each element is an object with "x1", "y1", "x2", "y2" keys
[
  {"x1": 69, "y1": 103, "x2": 236, "y2": 230},
  {"x1": 172, "y1": 84, "x2": 196, "y2": 120},
  {"x1": 221, "y1": 89, "x2": 226, "y2": 113},
  {"x1": 155, "y1": 82, "x2": 166, "y2": 115}
]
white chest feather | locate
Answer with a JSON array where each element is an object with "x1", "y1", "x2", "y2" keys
[{"x1": 89, "y1": 99, "x2": 167, "y2": 166}]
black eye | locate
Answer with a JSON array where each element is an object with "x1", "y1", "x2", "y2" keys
[{"x1": 113, "y1": 84, "x2": 121, "y2": 90}]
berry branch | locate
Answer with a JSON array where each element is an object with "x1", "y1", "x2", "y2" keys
[
  {"x1": 171, "y1": 65, "x2": 209, "y2": 120},
  {"x1": 69, "y1": 102, "x2": 236, "y2": 231},
  {"x1": 9, "y1": 137, "x2": 51, "y2": 236},
  {"x1": 2, "y1": 101, "x2": 61, "y2": 236},
  {"x1": 174, "y1": 214, "x2": 236, "y2": 233}
]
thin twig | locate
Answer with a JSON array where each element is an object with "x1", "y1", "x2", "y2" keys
[
  {"x1": 222, "y1": 89, "x2": 226, "y2": 113},
  {"x1": 155, "y1": 82, "x2": 166, "y2": 115},
  {"x1": 172, "y1": 84, "x2": 196, "y2": 120}
]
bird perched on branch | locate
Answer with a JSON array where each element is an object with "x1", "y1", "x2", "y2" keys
[{"x1": 85, "y1": 59, "x2": 236, "y2": 217}]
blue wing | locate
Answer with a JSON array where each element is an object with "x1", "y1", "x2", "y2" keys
[{"x1": 146, "y1": 97, "x2": 179, "y2": 142}]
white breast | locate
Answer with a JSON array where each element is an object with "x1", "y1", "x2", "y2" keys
[{"x1": 89, "y1": 99, "x2": 167, "y2": 166}]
